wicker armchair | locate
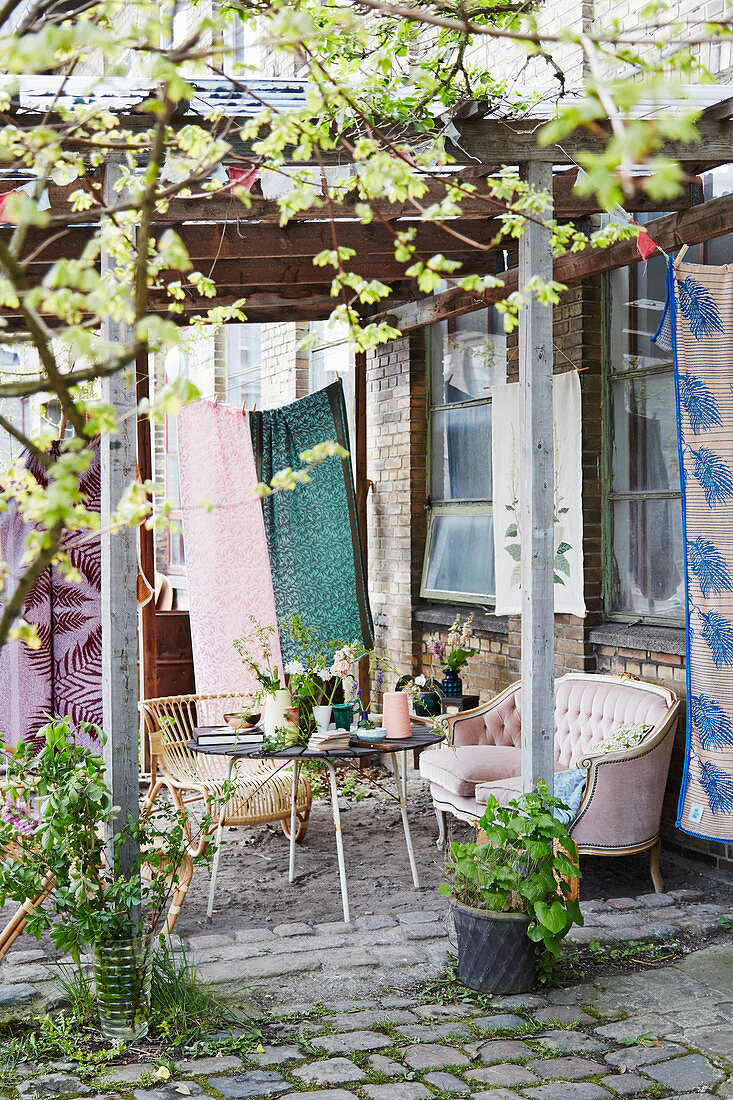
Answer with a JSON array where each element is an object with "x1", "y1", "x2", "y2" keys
[{"x1": 139, "y1": 692, "x2": 312, "y2": 918}]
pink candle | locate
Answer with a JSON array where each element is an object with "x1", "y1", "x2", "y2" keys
[{"x1": 383, "y1": 692, "x2": 412, "y2": 740}]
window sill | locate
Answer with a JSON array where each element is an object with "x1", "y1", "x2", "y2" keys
[
  {"x1": 413, "y1": 602, "x2": 509, "y2": 637},
  {"x1": 588, "y1": 621, "x2": 685, "y2": 657}
]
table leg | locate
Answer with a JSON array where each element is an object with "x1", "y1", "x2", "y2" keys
[
  {"x1": 326, "y1": 761, "x2": 351, "y2": 923},
  {"x1": 288, "y1": 761, "x2": 299, "y2": 884},
  {"x1": 207, "y1": 756, "x2": 235, "y2": 919},
  {"x1": 394, "y1": 752, "x2": 420, "y2": 889}
]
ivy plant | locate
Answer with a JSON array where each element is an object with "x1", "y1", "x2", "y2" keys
[
  {"x1": 0, "y1": 717, "x2": 212, "y2": 960},
  {"x1": 440, "y1": 784, "x2": 583, "y2": 978}
]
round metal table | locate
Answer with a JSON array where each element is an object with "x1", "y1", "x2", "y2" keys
[{"x1": 188, "y1": 727, "x2": 443, "y2": 923}]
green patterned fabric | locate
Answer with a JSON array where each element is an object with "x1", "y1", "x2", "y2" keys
[
  {"x1": 251, "y1": 382, "x2": 373, "y2": 662},
  {"x1": 596, "y1": 723, "x2": 652, "y2": 755}
]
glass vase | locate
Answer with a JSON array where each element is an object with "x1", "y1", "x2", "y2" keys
[
  {"x1": 441, "y1": 669, "x2": 463, "y2": 697},
  {"x1": 94, "y1": 934, "x2": 152, "y2": 1043}
]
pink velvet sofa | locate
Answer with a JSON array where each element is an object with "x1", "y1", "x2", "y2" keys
[{"x1": 419, "y1": 673, "x2": 680, "y2": 891}]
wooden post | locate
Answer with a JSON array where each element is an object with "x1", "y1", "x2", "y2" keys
[
  {"x1": 354, "y1": 349, "x2": 371, "y2": 709},
  {"x1": 136, "y1": 349, "x2": 157, "y2": 704},
  {"x1": 101, "y1": 160, "x2": 140, "y2": 871},
  {"x1": 519, "y1": 160, "x2": 555, "y2": 795}
]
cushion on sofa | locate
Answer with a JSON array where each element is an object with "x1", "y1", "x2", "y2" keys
[
  {"x1": 474, "y1": 774, "x2": 523, "y2": 806},
  {"x1": 595, "y1": 722, "x2": 652, "y2": 754},
  {"x1": 419, "y1": 745, "x2": 522, "y2": 797}
]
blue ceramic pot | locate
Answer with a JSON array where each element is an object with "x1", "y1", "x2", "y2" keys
[
  {"x1": 441, "y1": 669, "x2": 462, "y2": 697},
  {"x1": 414, "y1": 691, "x2": 441, "y2": 717}
]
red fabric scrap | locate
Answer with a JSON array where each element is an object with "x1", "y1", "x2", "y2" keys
[
  {"x1": 227, "y1": 166, "x2": 259, "y2": 193},
  {"x1": 0, "y1": 188, "x2": 19, "y2": 223},
  {"x1": 632, "y1": 220, "x2": 657, "y2": 261}
]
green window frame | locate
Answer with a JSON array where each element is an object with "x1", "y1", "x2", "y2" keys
[{"x1": 420, "y1": 311, "x2": 504, "y2": 604}]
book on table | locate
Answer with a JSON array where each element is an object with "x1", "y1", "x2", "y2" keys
[{"x1": 197, "y1": 727, "x2": 264, "y2": 747}]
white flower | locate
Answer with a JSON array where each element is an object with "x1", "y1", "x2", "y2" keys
[
  {"x1": 314, "y1": 669, "x2": 331, "y2": 682},
  {"x1": 415, "y1": 674, "x2": 427, "y2": 687},
  {"x1": 284, "y1": 660, "x2": 306, "y2": 675}
]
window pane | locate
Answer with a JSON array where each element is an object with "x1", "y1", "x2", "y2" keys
[
  {"x1": 431, "y1": 403, "x2": 491, "y2": 501},
  {"x1": 431, "y1": 309, "x2": 505, "y2": 404},
  {"x1": 226, "y1": 324, "x2": 262, "y2": 407},
  {"x1": 169, "y1": 528, "x2": 185, "y2": 570},
  {"x1": 611, "y1": 373, "x2": 679, "y2": 492},
  {"x1": 703, "y1": 166, "x2": 733, "y2": 266},
  {"x1": 424, "y1": 512, "x2": 495, "y2": 598},
  {"x1": 607, "y1": 224, "x2": 697, "y2": 375},
  {"x1": 610, "y1": 498, "x2": 684, "y2": 617}
]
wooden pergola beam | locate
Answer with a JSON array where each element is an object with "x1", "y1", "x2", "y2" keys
[
  {"x1": 0, "y1": 171, "x2": 698, "y2": 223},
  {"x1": 375, "y1": 188, "x2": 733, "y2": 331}
]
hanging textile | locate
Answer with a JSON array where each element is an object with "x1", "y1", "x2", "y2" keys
[
  {"x1": 251, "y1": 381, "x2": 373, "y2": 662},
  {"x1": 178, "y1": 401, "x2": 281, "y2": 696},
  {"x1": 0, "y1": 441, "x2": 102, "y2": 749},
  {"x1": 659, "y1": 260, "x2": 733, "y2": 842},
  {"x1": 491, "y1": 370, "x2": 586, "y2": 618}
]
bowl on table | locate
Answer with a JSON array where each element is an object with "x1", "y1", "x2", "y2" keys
[
  {"x1": 224, "y1": 712, "x2": 261, "y2": 731},
  {"x1": 353, "y1": 728, "x2": 387, "y2": 743}
]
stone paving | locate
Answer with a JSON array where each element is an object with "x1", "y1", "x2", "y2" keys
[
  {"x1": 3, "y1": 941, "x2": 733, "y2": 1099},
  {"x1": 0, "y1": 885, "x2": 732, "y2": 1098}
]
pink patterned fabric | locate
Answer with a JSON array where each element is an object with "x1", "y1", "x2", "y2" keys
[{"x1": 178, "y1": 402, "x2": 281, "y2": 696}]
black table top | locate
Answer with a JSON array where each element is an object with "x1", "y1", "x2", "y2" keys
[{"x1": 188, "y1": 726, "x2": 443, "y2": 760}]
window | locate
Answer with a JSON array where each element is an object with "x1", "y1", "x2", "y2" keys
[
  {"x1": 310, "y1": 319, "x2": 352, "y2": 402},
  {"x1": 421, "y1": 309, "x2": 505, "y2": 603},
  {"x1": 604, "y1": 217, "x2": 701, "y2": 622},
  {"x1": 225, "y1": 324, "x2": 262, "y2": 409},
  {"x1": 605, "y1": 183, "x2": 733, "y2": 625}
]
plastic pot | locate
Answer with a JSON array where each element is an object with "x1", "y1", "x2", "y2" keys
[
  {"x1": 94, "y1": 934, "x2": 152, "y2": 1043},
  {"x1": 451, "y1": 901, "x2": 536, "y2": 994}
]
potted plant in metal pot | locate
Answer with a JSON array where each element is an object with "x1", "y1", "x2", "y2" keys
[
  {"x1": 440, "y1": 785, "x2": 583, "y2": 994},
  {"x1": 0, "y1": 717, "x2": 211, "y2": 1043}
]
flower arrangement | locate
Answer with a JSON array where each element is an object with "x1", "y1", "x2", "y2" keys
[
  {"x1": 427, "y1": 612, "x2": 475, "y2": 674},
  {"x1": 233, "y1": 617, "x2": 282, "y2": 694}
]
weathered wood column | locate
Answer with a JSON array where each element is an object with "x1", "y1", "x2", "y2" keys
[
  {"x1": 101, "y1": 160, "x2": 140, "y2": 869},
  {"x1": 519, "y1": 160, "x2": 555, "y2": 794}
]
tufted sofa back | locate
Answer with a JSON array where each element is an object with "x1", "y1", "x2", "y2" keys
[{"x1": 452, "y1": 675, "x2": 671, "y2": 765}]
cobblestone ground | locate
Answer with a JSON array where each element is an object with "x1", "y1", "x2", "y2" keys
[
  {"x1": 2, "y1": 939, "x2": 732, "y2": 1099},
  {"x1": 1, "y1": 891, "x2": 732, "y2": 1099}
]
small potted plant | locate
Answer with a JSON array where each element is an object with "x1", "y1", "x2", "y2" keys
[
  {"x1": 0, "y1": 717, "x2": 211, "y2": 1042},
  {"x1": 427, "y1": 612, "x2": 475, "y2": 697},
  {"x1": 439, "y1": 785, "x2": 583, "y2": 994}
]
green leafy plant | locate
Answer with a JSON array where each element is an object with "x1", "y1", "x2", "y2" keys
[
  {"x1": 0, "y1": 717, "x2": 212, "y2": 960},
  {"x1": 440, "y1": 785, "x2": 583, "y2": 978}
]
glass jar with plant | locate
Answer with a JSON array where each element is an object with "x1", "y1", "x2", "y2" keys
[
  {"x1": 439, "y1": 784, "x2": 583, "y2": 994},
  {"x1": 427, "y1": 612, "x2": 475, "y2": 697},
  {"x1": 0, "y1": 717, "x2": 212, "y2": 1043}
]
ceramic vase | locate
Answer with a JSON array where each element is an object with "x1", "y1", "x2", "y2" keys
[
  {"x1": 383, "y1": 691, "x2": 412, "y2": 739},
  {"x1": 313, "y1": 705, "x2": 332, "y2": 733},
  {"x1": 264, "y1": 688, "x2": 294, "y2": 737},
  {"x1": 441, "y1": 669, "x2": 463, "y2": 697}
]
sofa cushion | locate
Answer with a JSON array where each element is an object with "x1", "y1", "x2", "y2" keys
[
  {"x1": 419, "y1": 745, "x2": 521, "y2": 797},
  {"x1": 595, "y1": 722, "x2": 652, "y2": 755},
  {"x1": 474, "y1": 775, "x2": 523, "y2": 806}
]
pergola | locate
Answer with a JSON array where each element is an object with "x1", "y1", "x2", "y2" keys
[{"x1": 4, "y1": 76, "x2": 733, "y2": 844}]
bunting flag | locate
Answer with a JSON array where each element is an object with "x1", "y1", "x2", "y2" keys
[
  {"x1": 226, "y1": 165, "x2": 259, "y2": 192},
  {"x1": 660, "y1": 260, "x2": 733, "y2": 841},
  {"x1": 251, "y1": 381, "x2": 373, "y2": 662},
  {"x1": 0, "y1": 181, "x2": 50, "y2": 223}
]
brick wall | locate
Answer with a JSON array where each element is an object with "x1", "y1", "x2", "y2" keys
[
  {"x1": 260, "y1": 322, "x2": 311, "y2": 409},
  {"x1": 365, "y1": 272, "x2": 732, "y2": 870}
]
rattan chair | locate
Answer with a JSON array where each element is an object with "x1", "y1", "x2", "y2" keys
[{"x1": 139, "y1": 692, "x2": 312, "y2": 918}]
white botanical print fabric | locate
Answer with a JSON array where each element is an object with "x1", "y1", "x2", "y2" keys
[{"x1": 492, "y1": 370, "x2": 585, "y2": 618}]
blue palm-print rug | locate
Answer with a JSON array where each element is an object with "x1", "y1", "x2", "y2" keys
[{"x1": 658, "y1": 259, "x2": 733, "y2": 840}]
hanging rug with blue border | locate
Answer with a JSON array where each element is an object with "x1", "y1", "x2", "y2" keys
[{"x1": 656, "y1": 258, "x2": 733, "y2": 841}]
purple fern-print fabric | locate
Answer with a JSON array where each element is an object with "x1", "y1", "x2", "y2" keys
[{"x1": 0, "y1": 442, "x2": 102, "y2": 749}]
